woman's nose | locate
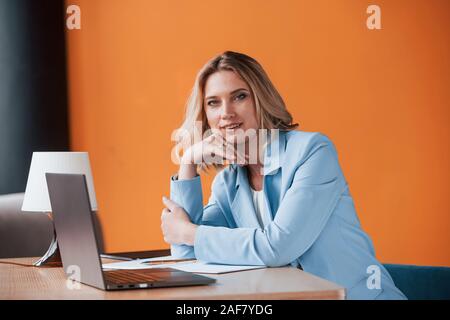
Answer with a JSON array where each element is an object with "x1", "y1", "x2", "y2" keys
[{"x1": 221, "y1": 101, "x2": 235, "y2": 119}]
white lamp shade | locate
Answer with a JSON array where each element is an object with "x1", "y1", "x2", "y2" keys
[{"x1": 21, "y1": 152, "x2": 98, "y2": 212}]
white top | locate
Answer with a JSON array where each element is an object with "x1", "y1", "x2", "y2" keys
[{"x1": 250, "y1": 187, "x2": 271, "y2": 229}]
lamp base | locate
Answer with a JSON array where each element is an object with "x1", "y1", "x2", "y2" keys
[{"x1": 34, "y1": 230, "x2": 62, "y2": 267}]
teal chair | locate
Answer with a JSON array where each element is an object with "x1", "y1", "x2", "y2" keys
[{"x1": 384, "y1": 264, "x2": 450, "y2": 300}]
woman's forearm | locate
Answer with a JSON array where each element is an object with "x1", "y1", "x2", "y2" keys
[
  {"x1": 169, "y1": 157, "x2": 201, "y2": 258},
  {"x1": 178, "y1": 163, "x2": 197, "y2": 180},
  {"x1": 179, "y1": 150, "x2": 198, "y2": 180}
]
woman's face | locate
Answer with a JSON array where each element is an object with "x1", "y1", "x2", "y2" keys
[{"x1": 203, "y1": 70, "x2": 259, "y2": 142}]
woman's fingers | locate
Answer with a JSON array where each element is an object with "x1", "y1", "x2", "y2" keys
[
  {"x1": 212, "y1": 133, "x2": 247, "y2": 164},
  {"x1": 210, "y1": 141, "x2": 239, "y2": 164},
  {"x1": 203, "y1": 133, "x2": 229, "y2": 164},
  {"x1": 203, "y1": 132, "x2": 250, "y2": 165},
  {"x1": 162, "y1": 196, "x2": 180, "y2": 212},
  {"x1": 161, "y1": 208, "x2": 170, "y2": 220}
]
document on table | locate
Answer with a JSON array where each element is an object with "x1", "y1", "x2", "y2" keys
[
  {"x1": 102, "y1": 255, "x2": 186, "y2": 270},
  {"x1": 102, "y1": 257, "x2": 266, "y2": 274},
  {"x1": 168, "y1": 261, "x2": 266, "y2": 274}
]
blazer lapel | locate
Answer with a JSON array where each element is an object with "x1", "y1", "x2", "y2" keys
[
  {"x1": 230, "y1": 166, "x2": 261, "y2": 228},
  {"x1": 229, "y1": 131, "x2": 288, "y2": 228}
]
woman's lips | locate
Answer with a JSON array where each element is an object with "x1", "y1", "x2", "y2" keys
[{"x1": 221, "y1": 123, "x2": 242, "y2": 130}]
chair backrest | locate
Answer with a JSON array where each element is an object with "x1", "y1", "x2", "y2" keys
[
  {"x1": 0, "y1": 192, "x2": 105, "y2": 259},
  {"x1": 384, "y1": 263, "x2": 450, "y2": 300},
  {"x1": 0, "y1": 193, "x2": 53, "y2": 258}
]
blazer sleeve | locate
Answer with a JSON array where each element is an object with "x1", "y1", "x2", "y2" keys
[
  {"x1": 193, "y1": 136, "x2": 348, "y2": 266},
  {"x1": 169, "y1": 175, "x2": 230, "y2": 258}
]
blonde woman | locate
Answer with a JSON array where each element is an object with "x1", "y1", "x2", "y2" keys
[{"x1": 161, "y1": 51, "x2": 406, "y2": 300}]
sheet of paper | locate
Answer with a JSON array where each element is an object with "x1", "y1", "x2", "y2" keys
[
  {"x1": 102, "y1": 255, "x2": 193, "y2": 270},
  {"x1": 102, "y1": 259, "x2": 160, "y2": 270},
  {"x1": 168, "y1": 261, "x2": 267, "y2": 274},
  {"x1": 102, "y1": 259, "x2": 266, "y2": 274},
  {"x1": 139, "y1": 255, "x2": 188, "y2": 263}
]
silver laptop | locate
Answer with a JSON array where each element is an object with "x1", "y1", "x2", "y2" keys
[{"x1": 45, "y1": 172, "x2": 215, "y2": 290}]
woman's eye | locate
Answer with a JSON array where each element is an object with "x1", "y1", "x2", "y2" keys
[
  {"x1": 234, "y1": 93, "x2": 247, "y2": 101},
  {"x1": 207, "y1": 100, "x2": 219, "y2": 107}
]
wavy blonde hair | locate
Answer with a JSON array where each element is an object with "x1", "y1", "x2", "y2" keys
[{"x1": 174, "y1": 51, "x2": 298, "y2": 171}]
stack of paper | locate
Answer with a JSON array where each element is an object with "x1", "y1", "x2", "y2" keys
[{"x1": 102, "y1": 256, "x2": 266, "y2": 274}]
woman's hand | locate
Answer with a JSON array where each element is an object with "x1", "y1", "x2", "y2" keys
[
  {"x1": 179, "y1": 132, "x2": 247, "y2": 180},
  {"x1": 161, "y1": 196, "x2": 198, "y2": 246},
  {"x1": 184, "y1": 132, "x2": 246, "y2": 165}
]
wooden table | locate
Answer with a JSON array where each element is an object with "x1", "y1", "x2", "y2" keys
[{"x1": 0, "y1": 257, "x2": 346, "y2": 300}]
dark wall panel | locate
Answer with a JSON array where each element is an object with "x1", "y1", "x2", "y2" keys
[{"x1": 0, "y1": 0, "x2": 69, "y2": 194}]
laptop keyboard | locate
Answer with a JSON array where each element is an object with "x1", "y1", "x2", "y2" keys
[{"x1": 104, "y1": 269, "x2": 166, "y2": 284}]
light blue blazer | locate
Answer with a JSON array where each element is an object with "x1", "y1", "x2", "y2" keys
[{"x1": 169, "y1": 130, "x2": 406, "y2": 300}]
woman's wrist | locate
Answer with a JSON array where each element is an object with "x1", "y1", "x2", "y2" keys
[
  {"x1": 178, "y1": 163, "x2": 197, "y2": 180},
  {"x1": 179, "y1": 150, "x2": 198, "y2": 180},
  {"x1": 183, "y1": 223, "x2": 198, "y2": 246}
]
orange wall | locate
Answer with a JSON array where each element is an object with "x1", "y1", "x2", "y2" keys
[{"x1": 65, "y1": 0, "x2": 450, "y2": 266}]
